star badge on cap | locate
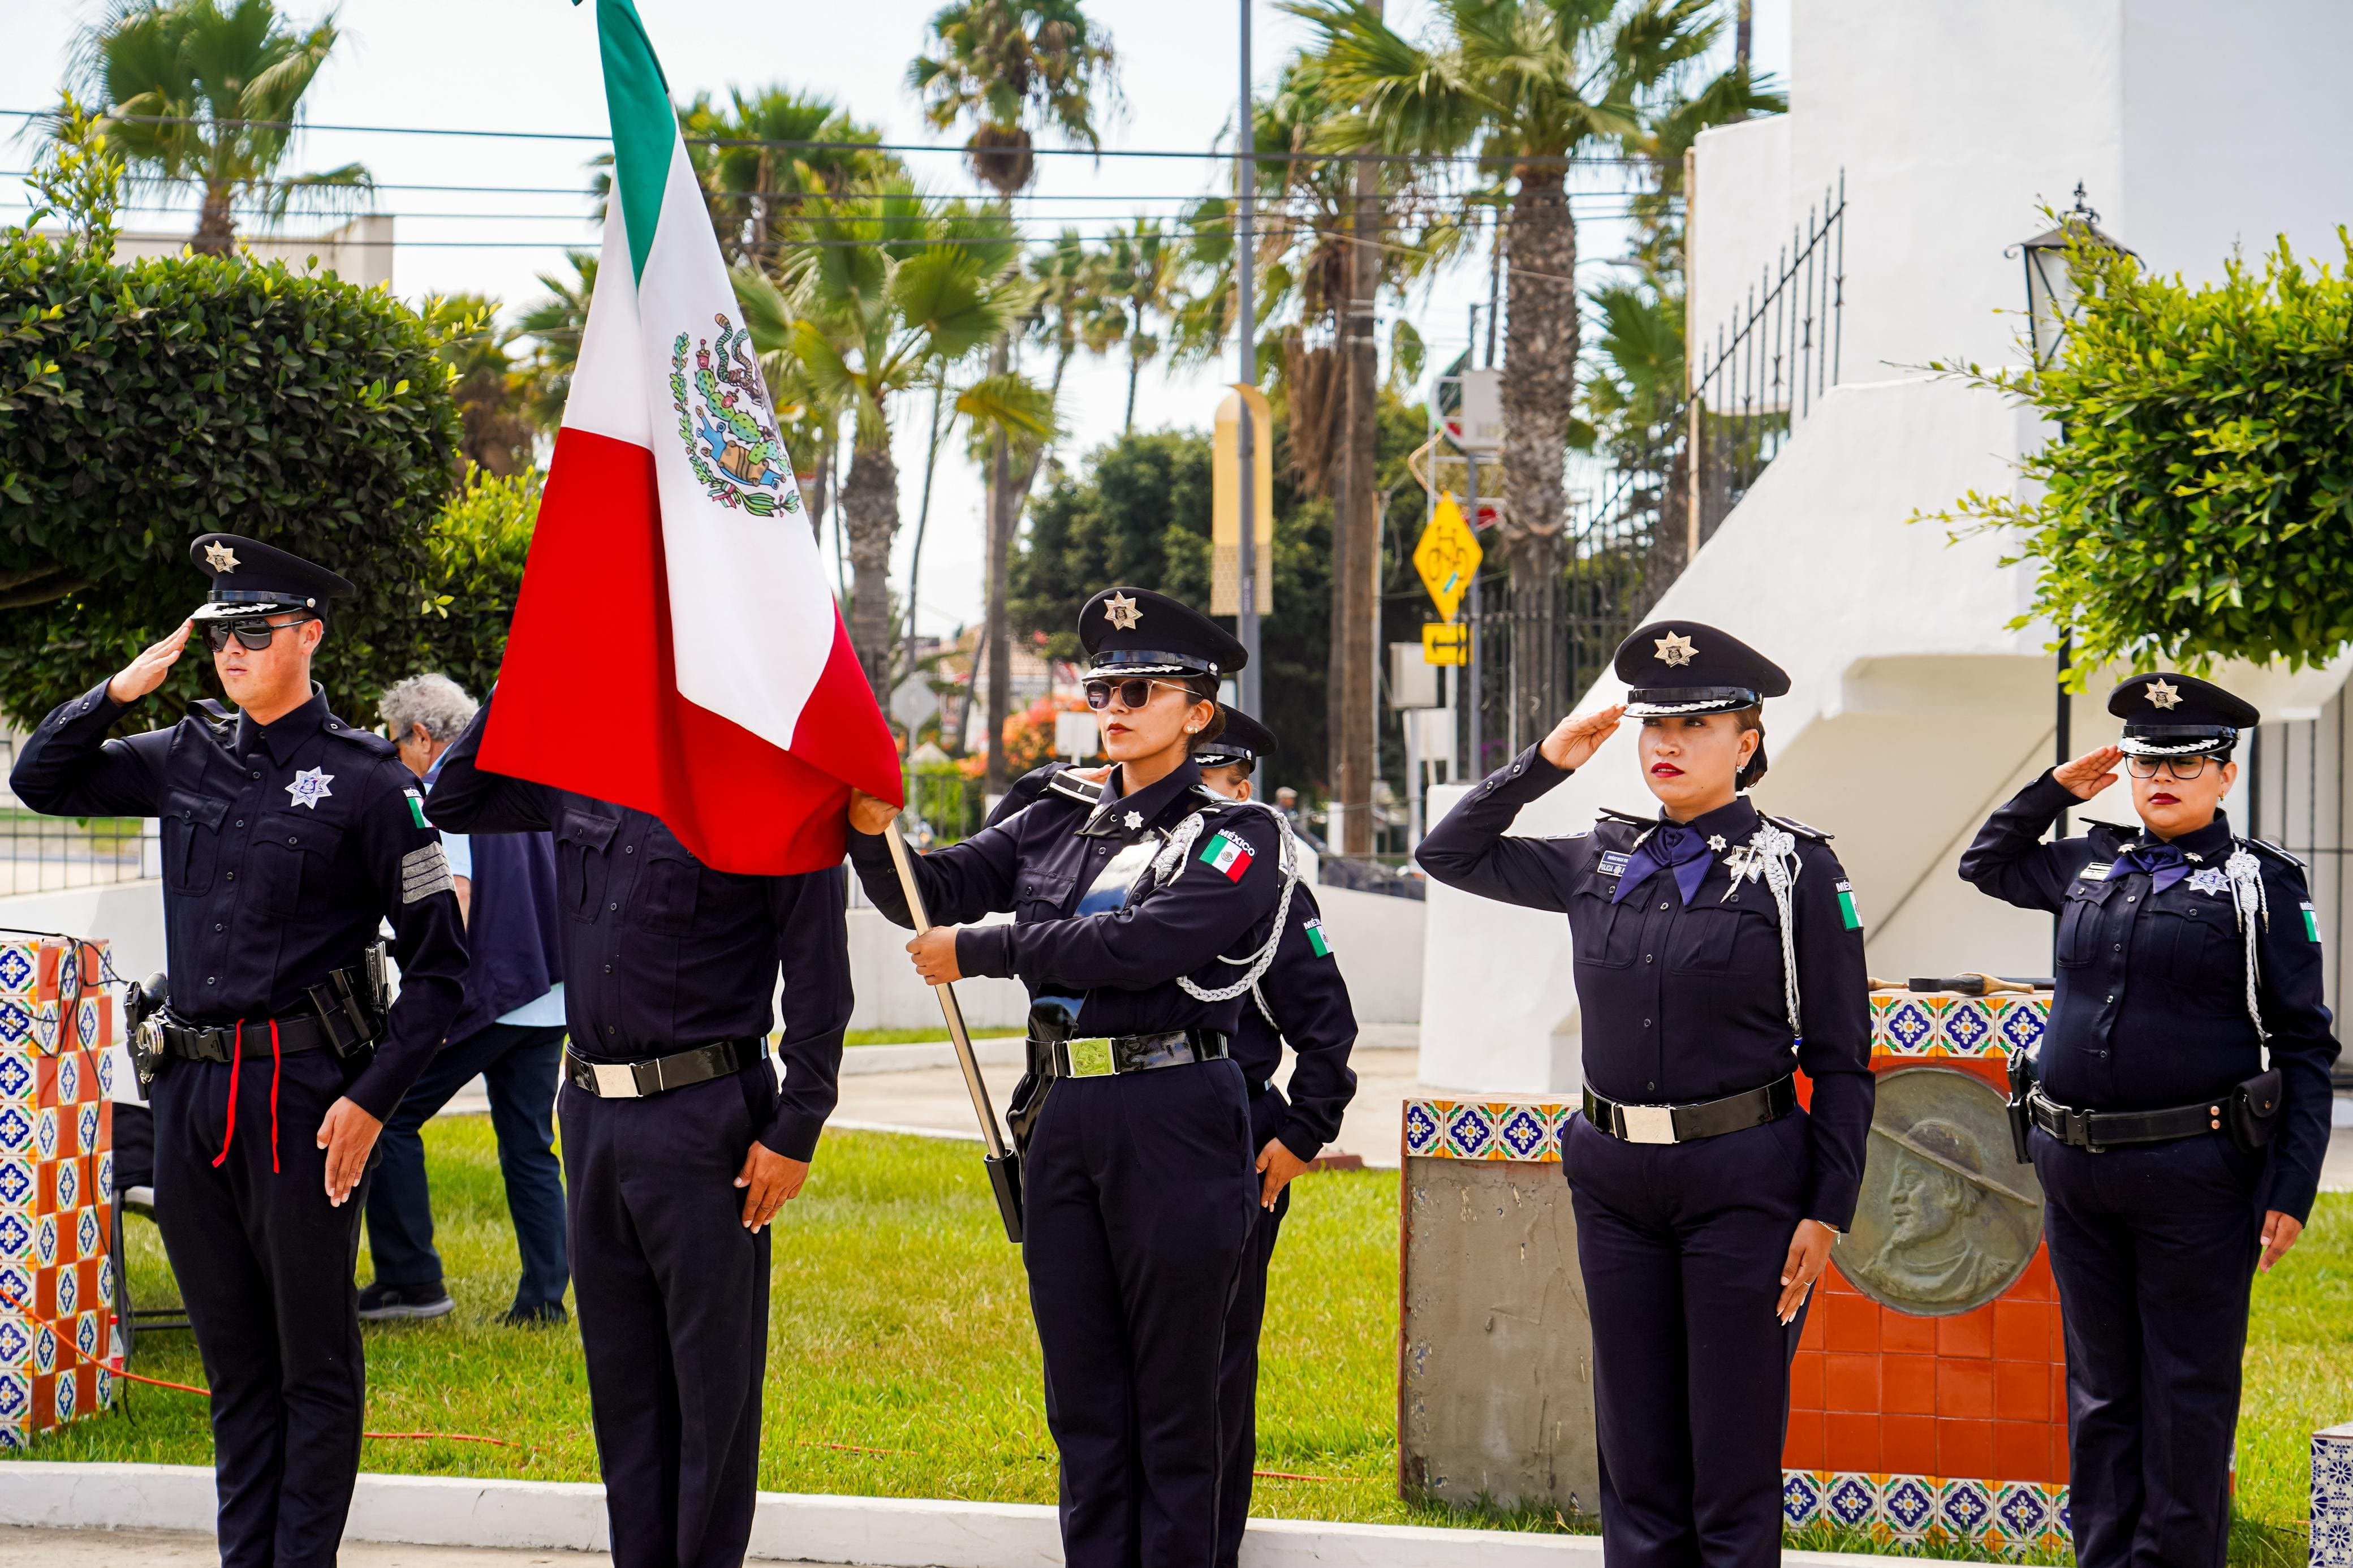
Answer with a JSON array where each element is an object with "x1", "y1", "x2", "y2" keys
[
  {"x1": 204, "y1": 541, "x2": 239, "y2": 574},
  {"x1": 1653, "y1": 631, "x2": 1697, "y2": 667},
  {"x1": 1123, "y1": 809, "x2": 1144, "y2": 830},
  {"x1": 2144, "y1": 678, "x2": 2182, "y2": 709},
  {"x1": 1103, "y1": 592, "x2": 1143, "y2": 631},
  {"x1": 284, "y1": 768, "x2": 334, "y2": 810}
]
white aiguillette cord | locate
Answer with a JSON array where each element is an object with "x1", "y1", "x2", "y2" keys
[{"x1": 881, "y1": 822, "x2": 1012, "y2": 1161}]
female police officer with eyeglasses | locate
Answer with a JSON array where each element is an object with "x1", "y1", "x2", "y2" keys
[
  {"x1": 845, "y1": 587, "x2": 1288, "y2": 1568},
  {"x1": 1416, "y1": 621, "x2": 1873, "y2": 1567},
  {"x1": 1960, "y1": 674, "x2": 2338, "y2": 1568}
]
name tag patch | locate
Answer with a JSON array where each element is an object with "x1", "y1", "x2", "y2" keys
[
  {"x1": 1598, "y1": 851, "x2": 1632, "y2": 879},
  {"x1": 1200, "y1": 831, "x2": 1256, "y2": 882},
  {"x1": 2080, "y1": 861, "x2": 2112, "y2": 882},
  {"x1": 1305, "y1": 918, "x2": 1333, "y2": 958},
  {"x1": 1835, "y1": 880, "x2": 1863, "y2": 931}
]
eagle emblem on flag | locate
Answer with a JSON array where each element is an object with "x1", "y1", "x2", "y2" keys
[{"x1": 670, "y1": 313, "x2": 798, "y2": 516}]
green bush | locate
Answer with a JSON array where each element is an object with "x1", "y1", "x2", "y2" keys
[
  {"x1": 1921, "y1": 230, "x2": 2353, "y2": 675},
  {"x1": 417, "y1": 466, "x2": 540, "y2": 702},
  {"x1": 0, "y1": 229, "x2": 462, "y2": 730}
]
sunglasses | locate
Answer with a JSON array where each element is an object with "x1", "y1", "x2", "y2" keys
[
  {"x1": 1082, "y1": 677, "x2": 1193, "y2": 711},
  {"x1": 2127, "y1": 755, "x2": 2217, "y2": 781},
  {"x1": 202, "y1": 615, "x2": 310, "y2": 654}
]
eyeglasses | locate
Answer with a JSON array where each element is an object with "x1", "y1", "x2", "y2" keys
[
  {"x1": 202, "y1": 615, "x2": 309, "y2": 654},
  {"x1": 2127, "y1": 755, "x2": 2216, "y2": 781},
  {"x1": 1082, "y1": 677, "x2": 1192, "y2": 711}
]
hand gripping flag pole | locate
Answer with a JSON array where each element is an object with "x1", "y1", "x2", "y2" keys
[{"x1": 882, "y1": 821, "x2": 1023, "y2": 1243}]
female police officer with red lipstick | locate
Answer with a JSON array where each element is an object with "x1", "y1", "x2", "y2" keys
[{"x1": 1417, "y1": 621, "x2": 1872, "y2": 1567}]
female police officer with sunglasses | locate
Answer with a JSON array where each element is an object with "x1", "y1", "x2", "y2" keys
[
  {"x1": 846, "y1": 587, "x2": 1287, "y2": 1568},
  {"x1": 1960, "y1": 674, "x2": 2338, "y2": 1568},
  {"x1": 1417, "y1": 622, "x2": 1873, "y2": 1567}
]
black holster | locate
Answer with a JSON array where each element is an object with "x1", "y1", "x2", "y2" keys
[
  {"x1": 123, "y1": 972, "x2": 170, "y2": 1101},
  {"x1": 2006, "y1": 1048, "x2": 2036, "y2": 1165},
  {"x1": 305, "y1": 940, "x2": 387, "y2": 1078},
  {"x1": 2227, "y1": 1067, "x2": 2283, "y2": 1153}
]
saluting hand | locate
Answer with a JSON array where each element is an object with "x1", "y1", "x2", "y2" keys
[
  {"x1": 1539, "y1": 704, "x2": 1627, "y2": 773},
  {"x1": 2053, "y1": 745, "x2": 2123, "y2": 800},
  {"x1": 316, "y1": 1097, "x2": 382, "y2": 1208},
  {"x1": 107, "y1": 621, "x2": 194, "y2": 705},
  {"x1": 846, "y1": 790, "x2": 899, "y2": 835},
  {"x1": 1777, "y1": 1218, "x2": 1838, "y2": 1325},
  {"x1": 734, "y1": 1142, "x2": 808, "y2": 1231}
]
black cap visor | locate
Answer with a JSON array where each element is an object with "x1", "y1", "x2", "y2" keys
[
  {"x1": 2118, "y1": 725, "x2": 2238, "y2": 758},
  {"x1": 1087, "y1": 648, "x2": 1219, "y2": 678},
  {"x1": 1623, "y1": 684, "x2": 1760, "y2": 718}
]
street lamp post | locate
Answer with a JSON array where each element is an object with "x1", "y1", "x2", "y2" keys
[{"x1": 1235, "y1": 0, "x2": 1261, "y2": 716}]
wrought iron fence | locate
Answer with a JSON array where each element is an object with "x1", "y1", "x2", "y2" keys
[
  {"x1": 0, "y1": 736, "x2": 158, "y2": 894},
  {"x1": 1456, "y1": 175, "x2": 1846, "y2": 774}
]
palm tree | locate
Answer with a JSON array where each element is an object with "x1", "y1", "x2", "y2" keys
[
  {"x1": 1098, "y1": 218, "x2": 1180, "y2": 432},
  {"x1": 701, "y1": 87, "x2": 898, "y2": 270},
  {"x1": 74, "y1": 0, "x2": 370, "y2": 256},
  {"x1": 419, "y1": 293, "x2": 535, "y2": 477},
  {"x1": 1286, "y1": 0, "x2": 1727, "y2": 574},
  {"x1": 514, "y1": 249, "x2": 598, "y2": 436},
  {"x1": 907, "y1": 0, "x2": 1119, "y2": 200},
  {"x1": 759, "y1": 186, "x2": 1048, "y2": 692}
]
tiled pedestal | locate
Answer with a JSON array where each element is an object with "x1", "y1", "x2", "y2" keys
[
  {"x1": 0, "y1": 937, "x2": 120, "y2": 1446},
  {"x1": 2316, "y1": 1423, "x2": 2353, "y2": 1567}
]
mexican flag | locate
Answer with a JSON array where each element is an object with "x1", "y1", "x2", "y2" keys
[{"x1": 480, "y1": 0, "x2": 902, "y2": 873}]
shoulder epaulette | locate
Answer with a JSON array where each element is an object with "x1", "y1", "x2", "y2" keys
[
  {"x1": 1045, "y1": 770, "x2": 1104, "y2": 806},
  {"x1": 188, "y1": 699, "x2": 236, "y2": 741},
  {"x1": 1766, "y1": 813, "x2": 1833, "y2": 843},
  {"x1": 325, "y1": 722, "x2": 398, "y2": 758},
  {"x1": 2247, "y1": 836, "x2": 2307, "y2": 872},
  {"x1": 1597, "y1": 807, "x2": 1652, "y2": 826}
]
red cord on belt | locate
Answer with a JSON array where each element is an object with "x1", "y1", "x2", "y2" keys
[
  {"x1": 268, "y1": 1017, "x2": 282, "y2": 1175},
  {"x1": 210, "y1": 1022, "x2": 242, "y2": 1169}
]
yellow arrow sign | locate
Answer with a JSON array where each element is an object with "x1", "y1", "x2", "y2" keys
[{"x1": 1413, "y1": 491, "x2": 1483, "y2": 623}]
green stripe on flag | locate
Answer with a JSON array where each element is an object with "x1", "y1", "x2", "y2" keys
[{"x1": 597, "y1": 0, "x2": 675, "y2": 283}]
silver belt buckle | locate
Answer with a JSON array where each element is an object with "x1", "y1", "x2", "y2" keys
[
  {"x1": 1619, "y1": 1104, "x2": 1677, "y2": 1145},
  {"x1": 590, "y1": 1061, "x2": 641, "y2": 1099},
  {"x1": 1065, "y1": 1039, "x2": 1117, "y2": 1079}
]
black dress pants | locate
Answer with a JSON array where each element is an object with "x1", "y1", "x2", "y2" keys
[
  {"x1": 2031, "y1": 1130, "x2": 2262, "y2": 1568},
  {"x1": 1213, "y1": 1085, "x2": 1293, "y2": 1568},
  {"x1": 1023, "y1": 1059, "x2": 1259, "y2": 1568},
  {"x1": 1561, "y1": 1109, "x2": 1811, "y2": 1568},
  {"x1": 152, "y1": 1046, "x2": 369, "y2": 1568},
  {"x1": 560, "y1": 1065, "x2": 775, "y2": 1568}
]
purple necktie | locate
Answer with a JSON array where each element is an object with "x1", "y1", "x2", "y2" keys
[
  {"x1": 1611, "y1": 822, "x2": 1715, "y2": 906},
  {"x1": 2114, "y1": 841, "x2": 2190, "y2": 895}
]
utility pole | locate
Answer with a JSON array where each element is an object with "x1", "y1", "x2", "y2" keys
[
  {"x1": 1333, "y1": 0, "x2": 1382, "y2": 858},
  {"x1": 1235, "y1": 0, "x2": 1261, "y2": 716}
]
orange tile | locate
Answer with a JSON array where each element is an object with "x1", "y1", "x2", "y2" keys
[
  {"x1": 1884, "y1": 1354, "x2": 1937, "y2": 1415},
  {"x1": 2052, "y1": 1434, "x2": 2070, "y2": 1485},
  {"x1": 2014, "y1": 1250, "x2": 2055, "y2": 1301},
  {"x1": 1996, "y1": 1420, "x2": 2053, "y2": 1484},
  {"x1": 1783, "y1": 1409, "x2": 1824, "y2": 1469},
  {"x1": 1826, "y1": 1411, "x2": 1880, "y2": 1474},
  {"x1": 1940, "y1": 1359, "x2": 1994, "y2": 1419},
  {"x1": 1938, "y1": 1306, "x2": 1994, "y2": 1359},
  {"x1": 1881, "y1": 1311, "x2": 1938, "y2": 1354},
  {"x1": 1789, "y1": 1350, "x2": 1824, "y2": 1411},
  {"x1": 1825, "y1": 1352, "x2": 1880, "y2": 1412},
  {"x1": 1884, "y1": 1414, "x2": 1938, "y2": 1476},
  {"x1": 2050, "y1": 1371, "x2": 2071, "y2": 1425},
  {"x1": 1996, "y1": 1360, "x2": 2048, "y2": 1422},
  {"x1": 1799, "y1": 1305, "x2": 1826, "y2": 1350},
  {"x1": 1825, "y1": 1293, "x2": 1880, "y2": 1352},
  {"x1": 1938, "y1": 1417, "x2": 1993, "y2": 1478},
  {"x1": 1994, "y1": 1300, "x2": 2048, "y2": 1360}
]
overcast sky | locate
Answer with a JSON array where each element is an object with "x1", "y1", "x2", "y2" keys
[{"x1": 3, "y1": 1, "x2": 1790, "y2": 636}]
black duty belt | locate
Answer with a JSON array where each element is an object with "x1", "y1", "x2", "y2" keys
[
  {"x1": 1032, "y1": 1029, "x2": 1229, "y2": 1080},
  {"x1": 564, "y1": 1039, "x2": 765, "y2": 1100},
  {"x1": 2025, "y1": 1085, "x2": 2224, "y2": 1151},
  {"x1": 162, "y1": 1011, "x2": 340, "y2": 1063},
  {"x1": 1583, "y1": 1075, "x2": 1797, "y2": 1146}
]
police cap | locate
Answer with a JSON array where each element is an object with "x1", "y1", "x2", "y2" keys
[
  {"x1": 1078, "y1": 587, "x2": 1247, "y2": 679},
  {"x1": 2109, "y1": 673, "x2": 2258, "y2": 757},
  {"x1": 1194, "y1": 707, "x2": 1275, "y2": 769},
  {"x1": 188, "y1": 534, "x2": 356, "y2": 622},
  {"x1": 1613, "y1": 620, "x2": 1789, "y2": 717}
]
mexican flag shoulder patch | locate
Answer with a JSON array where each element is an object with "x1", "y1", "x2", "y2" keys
[
  {"x1": 1200, "y1": 830, "x2": 1257, "y2": 882},
  {"x1": 2303, "y1": 901, "x2": 2321, "y2": 944},
  {"x1": 1305, "y1": 917, "x2": 1333, "y2": 958},
  {"x1": 1835, "y1": 880, "x2": 1863, "y2": 931},
  {"x1": 404, "y1": 789, "x2": 430, "y2": 830}
]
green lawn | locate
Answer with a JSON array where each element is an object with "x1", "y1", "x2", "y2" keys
[
  {"x1": 842, "y1": 1027, "x2": 1023, "y2": 1047},
  {"x1": 16, "y1": 1121, "x2": 2349, "y2": 1563}
]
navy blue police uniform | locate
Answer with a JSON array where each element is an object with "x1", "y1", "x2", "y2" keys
[
  {"x1": 1959, "y1": 673, "x2": 2338, "y2": 1568},
  {"x1": 7, "y1": 536, "x2": 469, "y2": 1568},
  {"x1": 851, "y1": 589, "x2": 1282, "y2": 1568},
  {"x1": 427, "y1": 695, "x2": 851, "y2": 1568},
  {"x1": 985, "y1": 710, "x2": 1359, "y2": 1568},
  {"x1": 1416, "y1": 622, "x2": 1873, "y2": 1568}
]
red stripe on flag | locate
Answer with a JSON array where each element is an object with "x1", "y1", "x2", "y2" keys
[{"x1": 480, "y1": 427, "x2": 902, "y2": 875}]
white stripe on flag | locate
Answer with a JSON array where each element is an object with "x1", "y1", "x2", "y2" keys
[{"x1": 559, "y1": 202, "x2": 652, "y2": 447}]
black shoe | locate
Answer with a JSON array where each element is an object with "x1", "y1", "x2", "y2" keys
[
  {"x1": 498, "y1": 1300, "x2": 567, "y2": 1328},
  {"x1": 357, "y1": 1280, "x2": 455, "y2": 1322}
]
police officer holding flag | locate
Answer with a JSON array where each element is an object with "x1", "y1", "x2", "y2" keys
[{"x1": 8, "y1": 536, "x2": 468, "y2": 1568}]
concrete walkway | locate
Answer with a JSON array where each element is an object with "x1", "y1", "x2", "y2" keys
[{"x1": 0, "y1": 1526, "x2": 624, "y2": 1565}]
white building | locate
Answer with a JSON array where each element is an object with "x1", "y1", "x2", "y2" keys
[
  {"x1": 46, "y1": 215, "x2": 394, "y2": 290},
  {"x1": 1419, "y1": 0, "x2": 2353, "y2": 1093}
]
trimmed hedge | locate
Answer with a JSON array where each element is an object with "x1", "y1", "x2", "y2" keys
[{"x1": 0, "y1": 231, "x2": 462, "y2": 730}]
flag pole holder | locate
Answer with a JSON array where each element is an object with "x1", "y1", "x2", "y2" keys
[{"x1": 881, "y1": 821, "x2": 1024, "y2": 1243}]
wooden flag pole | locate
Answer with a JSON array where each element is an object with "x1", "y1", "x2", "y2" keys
[{"x1": 881, "y1": 820, "x2": 1024, "y2": 1242}]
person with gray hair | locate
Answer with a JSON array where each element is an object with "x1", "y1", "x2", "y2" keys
[{"x1": 359, "y1": 674, "x2": 571, "y2": 1325}]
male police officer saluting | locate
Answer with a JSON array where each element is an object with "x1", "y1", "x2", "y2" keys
[
  {"x1": 426, "y1": 692, "x2": 851, "y2": 1568},
  {"x1": 8, "y1": 536, "x2": 468, "y2": 1568},
  {"x1": 1961, "y1": 674, "x2": 2338, "y2": 1568},
  {"x1": 981, "y1": 708, "x2": 1358, "y2": 1568}
]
